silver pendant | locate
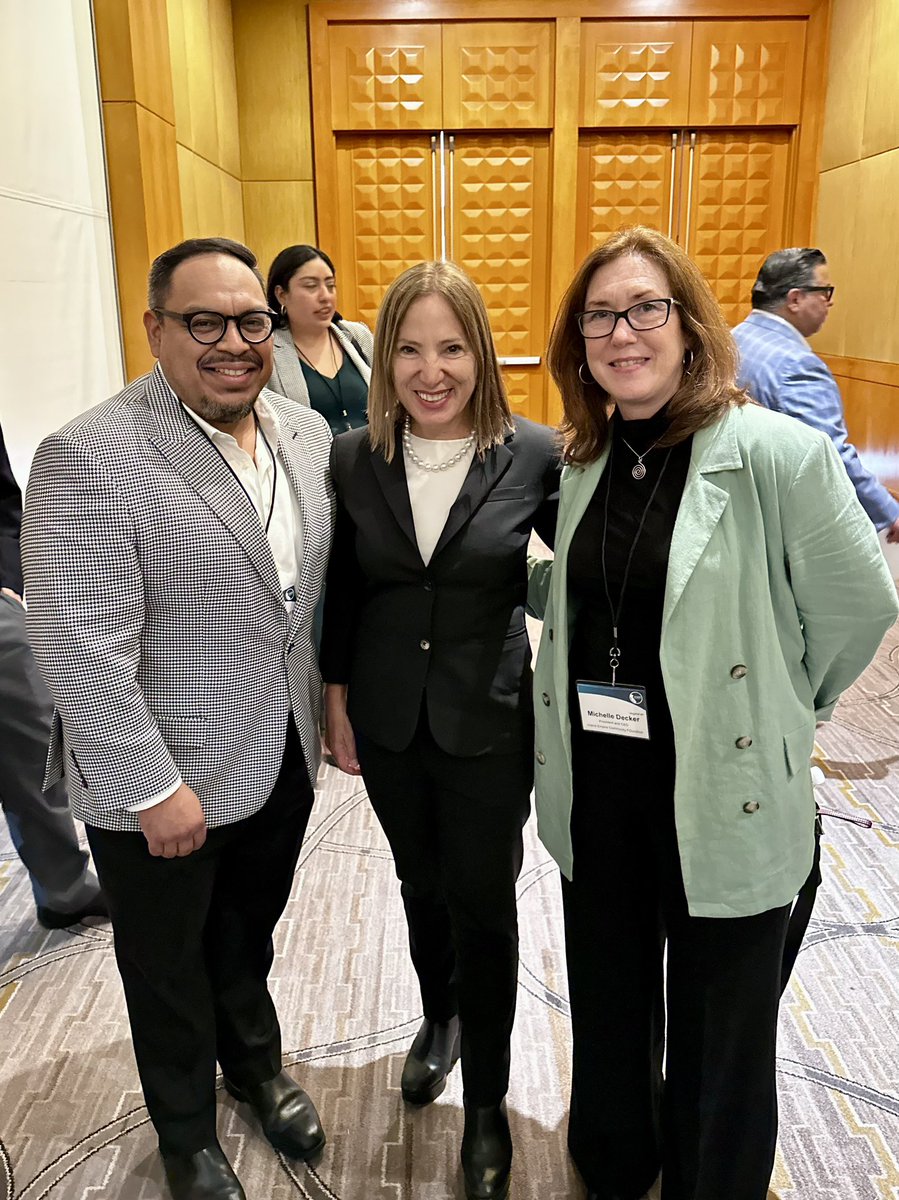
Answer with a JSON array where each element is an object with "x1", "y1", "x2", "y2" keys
[{"x1": 631, "y1": 462, "x2": 646, "y2": 480}]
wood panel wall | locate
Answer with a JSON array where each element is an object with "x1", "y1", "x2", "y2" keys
[{"x1": 815, "y1": 0, "x2": 899, "y2": 491}]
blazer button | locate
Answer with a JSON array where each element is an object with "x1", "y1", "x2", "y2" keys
[
  {"x1": 735, "y1": 735, "x2": 753, "y2": 749},
  {"x1": 536, "y1": 751, "x2": 546, "y2": 764},
  {"x1": 420, "y1": 639, "x2": 430, "y2": 651},
  {"x1": 423, "y1": 580, "x2": 433, "y2": 591},
  {"x1": 743, "y1": 800, "x2": 760, "y2": 814},
  {"x1": 730, "y1": 663, "x2": 747, "y2": 679},
  {"x1": 542, "y1": 692, "x2": 551, "y2": 706}
]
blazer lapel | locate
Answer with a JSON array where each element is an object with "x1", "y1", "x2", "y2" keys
[
  {"x1": 431, "y1": 439, "x2": 514, "y2": 559},
  {"x1": 146, "y1": 367, "x2": 282, "y2": 601},
  {"x1": 272, "y1": 328, "x2": 310, "y2": 405},
  {"x1": 663, "y1": 410, "x2": 742, "y2": 624},
  {"x1": 369, "y1": 445, "x2": 419, "y2": 554}
]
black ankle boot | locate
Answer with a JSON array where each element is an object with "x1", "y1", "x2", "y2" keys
[
  {"x1": 401, "y1": 1015, "x2": 461, "y2": 1104},
  {"x1": 460, "y1": 1100, "x2": 512, "y2": 1200}
]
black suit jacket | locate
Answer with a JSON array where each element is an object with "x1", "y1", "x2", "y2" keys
[
  {"x1": 321, "y1": 416, "x2": 560, "y2": 756},
  {"x1": 0, "y1": 422, "x2": 23, "y2": 594}
]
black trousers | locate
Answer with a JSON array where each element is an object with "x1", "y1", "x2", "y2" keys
[
  {"x1": 564, "y1": 737, "x2": 790, "y2": 1200},
  {"x1": 356, "y1": 711, "x2": 532, "y2": 1105},
  {"x1": 86, "y1": 719, "x2": 313, "y2": 1155}
]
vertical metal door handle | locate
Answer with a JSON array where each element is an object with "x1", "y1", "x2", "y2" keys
[
  {"x1": 438, "y1": 131, "x2": 447, "y2": 260},
  {"x1": 667, "y1": 132, "x2": 678, "y2": 240},
  {"x1": 683, "y1": 131, "x2": 697, "y2": 251},
  {"x1": 430, "y1": 135, "x2": 439, "y2": 260},
  {"x1": 447, "y1": 134, "x2": 456, "y2": 262}
]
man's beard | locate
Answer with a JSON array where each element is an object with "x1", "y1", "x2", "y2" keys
[{"x1": 193, "y1": 396, "x2": 257, "y2": 426}]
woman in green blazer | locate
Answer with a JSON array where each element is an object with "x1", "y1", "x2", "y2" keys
[{"x1": 529, "y1": 227, "x2": 898, "y2": 1200}]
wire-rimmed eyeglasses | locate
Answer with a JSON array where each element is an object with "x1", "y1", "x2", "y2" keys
[
  {"x1": 576, "y1": 298, "x2": 679, "y2": 339},
  {"x1": 153, "y1": 309, "x2": 277, "y2": 345}
]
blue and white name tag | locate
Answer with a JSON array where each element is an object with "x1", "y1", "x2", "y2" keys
[{"x1": 576, "y1": 680, "x2": 650, "y2": 739}]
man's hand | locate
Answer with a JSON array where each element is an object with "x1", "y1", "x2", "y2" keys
[
  {"x1": 324, "y1": 684, "x2": 362, "y2": 776},
  {"x1": 886, "y1": 515, "x2": 899, "y2": 544},
  {"x1": 1, "y1": 587, "x2": 23, "y2": 605},
  {"x1": 138, "y1": 782, "x2": 207, "y2": 858}
]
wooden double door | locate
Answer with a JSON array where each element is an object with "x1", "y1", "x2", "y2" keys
[{"x1": 310, "y1": 5, "x2": 825, "y2": 424}]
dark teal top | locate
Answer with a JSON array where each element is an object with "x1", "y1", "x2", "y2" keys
[{"x1": 300, "y1": 355, "x2": 368, "y2": 436}]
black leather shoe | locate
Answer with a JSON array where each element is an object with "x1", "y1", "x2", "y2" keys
[
  {"x1": 162, "y1": 1143, "x2": 246, "y2": 1199},
  {"x1": 225, "y1": 1069, "x2": 325, "y2": 1159},
  {"x1": 461, "y1": 1101, "x2": 512, "y2": 1200},
  {"x1": 401, "y1": 1016, "x2": 461, "y2": 1104},
  {"x1": 37, "y1": 893, "x2": 109, "y2": 929}
]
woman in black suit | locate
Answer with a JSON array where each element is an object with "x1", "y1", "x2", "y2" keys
[{"x1": 322, "y1": 261, "x2": 559, "y2": 1200}]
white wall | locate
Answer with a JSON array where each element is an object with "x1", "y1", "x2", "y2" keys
[{"x1": 0, "y1": 0, "x2": 123, "y2": 485}]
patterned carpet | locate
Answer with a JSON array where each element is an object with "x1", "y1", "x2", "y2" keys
[{"x1": 1, "y1": 618, "x2": 899, "y2": 1199}]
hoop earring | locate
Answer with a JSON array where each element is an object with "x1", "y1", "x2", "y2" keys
[
  {"x1": 578, "y1": 362, "x2": 595, "y2": 385},
  {"x1": 280, "y1": 303, "x2": 287, "y2": 317},
  {"x1": 683, "y1": 348, "x2": 694, "y2": 375}
]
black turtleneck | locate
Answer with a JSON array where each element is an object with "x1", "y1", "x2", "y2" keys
[{"x1": 567, "y1": 405, "x2": 692, "y2": 756}]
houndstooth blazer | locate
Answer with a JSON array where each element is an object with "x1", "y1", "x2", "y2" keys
[{"x1": 20, "y1": 364, "x2": 334, "y2": 832}]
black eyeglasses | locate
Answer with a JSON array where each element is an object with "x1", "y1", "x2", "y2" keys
[
  {"x1": 798, "y1": 285, "x2": 835, "y2": 301},
  {"x1": 576, "y1": 298, "x2": 679, "y2": 339},
  {"x1": 154, "y1": 309, "x2": 277, "y2": 345}
]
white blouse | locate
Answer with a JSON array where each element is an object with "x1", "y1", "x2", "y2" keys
[{"x1": 403, "y1": 433, "x2": 476, "y2": 565}]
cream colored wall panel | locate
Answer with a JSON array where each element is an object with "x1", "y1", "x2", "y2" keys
[
  {"x1": 243, "y1": 182, "x2": 317, "y2": 285},
  {"x1": 862, "y1": 0, "x2": 899, "y2": 160},
  {"x1": 819, "y1": 0, "x2": 872, "y2": 171},
  {"x1": 233, "y1": 0, "x2": 313, "y2": 181},
  {"x1": 811, "y1": 163, "x2": 859, "y2": 359},
  {"x1": 843, "y1": 150, "x2": 899, "y2": 364}
]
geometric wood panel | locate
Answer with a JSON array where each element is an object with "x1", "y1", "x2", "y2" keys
[
  {"x1": 575, "y1": 132, "x2": 675, "y2": 264},
  {"x1": 580, "y1": 21, "x2": 691, "y2": 127},
  {"x1": 443, "y1": 22, "x2": 553, "y2": 128},
  {"x1": 328, "y1": 24, "x2": 442, "y2": 130},
  {"x1": 687, "y1": 130, "x2": 791, "y2": 325},
  {"x1": 335, "y1": 136, "x2": 437, "y2": 328},
  {"x1": 451, "y1": 135, "x2": 551, "y2": 422},
  {"x1": 689, "y1": 20, "x2": 806, "y2": 126}
]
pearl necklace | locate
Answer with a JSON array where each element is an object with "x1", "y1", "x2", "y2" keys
[{"x1": 402, "y1": 416, "x2": 475, "y2": 473}]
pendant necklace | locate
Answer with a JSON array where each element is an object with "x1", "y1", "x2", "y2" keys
[
  {"x1": 402, "y1": 415, "x2": 475, "y2": 473},
  {"x1": 620, "y1": 434, "x2": 664, "y2": 480},
  {"x1": 295, "y1": 331, "x2": 352, "y2": 432}
]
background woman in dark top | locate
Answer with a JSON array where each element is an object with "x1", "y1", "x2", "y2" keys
[
  {"x1": 321, "y1": 261, "x2": 560, "y2": 1200},
  {"x1": 266, "y1": 244, "x2": 372, "y2": 435},
  {"x1": 529, "y1": 227, "x2": 897, "y2": 1200}
]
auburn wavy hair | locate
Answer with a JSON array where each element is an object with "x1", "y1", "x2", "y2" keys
[
  {"x1": 546, "y1": 226, "x2": 748, "y2": 465},
  {"x1": 367, "y1": 261, "x2": 512, "y2": 462}
]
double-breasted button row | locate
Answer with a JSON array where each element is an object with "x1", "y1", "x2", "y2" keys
[{"x1": 730, "y1": 663, "x2": 748, "y2": 679}]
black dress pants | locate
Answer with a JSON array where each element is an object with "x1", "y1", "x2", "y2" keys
[
  {"x1": 355, "y1": 710, "x2": 532, "y2": 1105},
  {"x1": 563, "y1": 738, "x2": 790, "y2": 1200},
  {"x1": 86, "y1": 719, "x2": 313, "y2": 1155}
]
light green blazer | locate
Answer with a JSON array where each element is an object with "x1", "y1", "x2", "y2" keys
[{"x1": 529, "y1": 403, "x2": 898, "y2": 917}]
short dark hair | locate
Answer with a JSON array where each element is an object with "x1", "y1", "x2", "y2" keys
[
  {"x1": 750, "y1": 247, "x2": 827, "y2": 311},
  {"x1": 266, "y1": 245, "x2": 336, "y2": 313},
  {"x1": 147, "y1": 238, "x2": 263, "y2": 310}
]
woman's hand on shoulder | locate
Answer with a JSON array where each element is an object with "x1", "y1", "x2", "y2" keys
[{"x1": 324, "y1": 683, "x2": 362, "y2": 775}]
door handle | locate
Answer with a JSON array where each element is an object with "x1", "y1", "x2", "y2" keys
[
  {"x1": 667, "y1": 132, "x2": 678, "y2": 240},
  {"x1": 430, "y1": 135, "x2": 439, "y2": 260},
  {"x1": 683, "y1": 131, "x2": 697, "y2": 251},
  {"x1": 447, "y1": 134, "x2": 455, "y2": 262}
]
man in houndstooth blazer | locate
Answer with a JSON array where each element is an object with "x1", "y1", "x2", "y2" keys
[{"x1": 21, "y1": 238, "x2": 334, "y2": 1200}]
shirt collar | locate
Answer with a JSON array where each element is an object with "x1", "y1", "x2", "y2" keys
[{"x1": 157, "y1": 366, "x2": 282, "y2": 450}]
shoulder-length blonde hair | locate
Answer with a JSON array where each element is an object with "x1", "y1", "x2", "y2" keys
[
  {"x1": 367, "y1": 261, "x2": 513, "y2": 461},
  {"x1": 546, "y1": 226, "x2": 748, "y2": 465}
]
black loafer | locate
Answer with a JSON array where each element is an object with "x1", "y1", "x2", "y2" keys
[
  {"x1": 36, "y1": 893, "x2": 109, "y2": 929},
  {"x1": 461, "y1": 1100, "x2": 512, "y2": 1200},
  {"x1": 401, "y1": 1016, "x2": 461, "y2": 1105},
  {"x1": 225, "y1": 1069, "x2": 325, "y2": 1159},
  {"x1": 162, "y1": 1143, "x2": 246, "y2": 1199}
]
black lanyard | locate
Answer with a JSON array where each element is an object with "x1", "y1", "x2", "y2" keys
[
  {"x1": 197, "y1": 413, "x2": 278, "y2": 535},
  {"x1": 599, "y1": 437, "x2": 673, "y2": 684}
]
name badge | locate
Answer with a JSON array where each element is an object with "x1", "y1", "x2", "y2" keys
[{"x1": 576, "y1": 680, "x2": 650, "y2": 739}]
